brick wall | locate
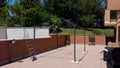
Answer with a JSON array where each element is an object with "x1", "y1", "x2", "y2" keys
[
  {"x1": 0, "y1": 34, "x2": 106, "y2": 65},
  {"x1": 0, "y1": 35, "x2": 69, "y2": 65},
  {"x1": 70, "y1": 35, "x2": 106, "y2": 45}
]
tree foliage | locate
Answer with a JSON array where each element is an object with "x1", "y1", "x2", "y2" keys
[
  {"x1": 0, "y1": 0, "x2": 105, "y2": 28},
  {"x1": 20, "y1": 0, "x2": 40, "y2": 9},
  {"x1": 1, "y1": 0, "x2": 62, "y2": 27},
  {"x1": 44, "y1": 0, "x2": 105, "y2": 27},
  {"x1": 0, "y1": 0, "x2": 6, "y2": 23}
]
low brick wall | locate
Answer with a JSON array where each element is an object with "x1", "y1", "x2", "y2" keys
[
  {"x1": 0, "y1": 35, "x2": 70, "y2": 65},
  {"x1": 0, "y1": 34, "x2": 106, "y2": 65},
  {"x1": 70, "y1": 35, "x2": 106, "y2": 45},
  {"x1": 0, "y1": 41, "x2": 9, "y2": 64}
]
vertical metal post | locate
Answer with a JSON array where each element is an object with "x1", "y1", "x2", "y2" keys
[
  {"x1": 8, "y1": 39, "x2": 15, "y2": 63},
  {"x1": 71, "y1": 24, "x2": 78, "y2": 63},
  {"x1": 8, "y1": 42, "x2": 12, "y2": 63},
  {"x1": 33, "y1": 25, "x2": 35, "y2": 44},
  {"x1": 84, "y1": 28, "x2": 86, "y2": 52},
  {"x1": 55, "y1": 26, "x2": 58, "y2": 48},
  {"x1": 56, "y1": 33, "x2": 58, "y2": 48},
  {"x1": 116, "y1": 25, "x2": 119, "y2": 47},
  {"x1": 32, "y1": 25, "x2": 37, "y2": 61},
  {"x1": 73, "y1": 25, "x2": 76, "y2": 62}
]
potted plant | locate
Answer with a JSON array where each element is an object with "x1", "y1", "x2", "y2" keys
[{"x1": 66, "y1": 40, "x2": 71, "y2": 46}]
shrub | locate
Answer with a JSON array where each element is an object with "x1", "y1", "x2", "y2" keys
[
  {"x1": 65, "y1": 40, "x2": 71, "y2": 45},
  {"x1": 93, "y1": 29, "x2": 102, "y2": 35}
]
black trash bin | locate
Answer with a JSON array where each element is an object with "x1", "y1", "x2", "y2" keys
[
  {"x1": 111, "y1": 48, "x2": 120, "y2": 68},
  {"x1": 105, "y1": 48, "x2": 120, "y2": 68},
  {"x1": 103, "y1": 47, "x2": 113, "y2": 61}
]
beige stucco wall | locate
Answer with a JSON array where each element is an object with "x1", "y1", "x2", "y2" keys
[
  {"x1": 117, "y1": 10, "x2": 120, "y2": 23},
  {"x1": 105, "y1": 0, "x2": 120, "y2": 47},
  {"x1": 104, "y1": 10, "x2": 116, "y2": 26},
  {"x1": 107, "y1": 0, "x2": 120, "y2": 10},
  {"x1": 104, "y1": 10, "x2": 110, "y2": 21}
]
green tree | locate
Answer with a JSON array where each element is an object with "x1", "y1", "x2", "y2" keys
[
  {"x1": 20, "y1": 0, "x2": 40, "y2": 9},
  {"x1": 1, "y1": 0, "x2": 62, "y2": 27},
  {"x1": 0, "y1": 0, "x2": 22, "y2": 26},
  {"x1": 18, "y1": 0, "x2": 61, "y2": 27},
  {"x1": 18, "y1": 0, "x2": 41, "y2": 26},
  {"x1": 0, "y1": 0, "x2": 6, "y2": 24},
  {"x1": 44, "y1": 0, "x2": 105, "y2": 27}
]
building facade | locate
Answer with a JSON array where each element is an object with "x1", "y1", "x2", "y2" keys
[{"x1": 104, "y1": 0, "x2": 120, "y2": 47}]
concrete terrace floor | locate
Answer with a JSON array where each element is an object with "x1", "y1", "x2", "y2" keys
[{"x1": 1, "y1": 44, "x2": 107, "y2": 68}]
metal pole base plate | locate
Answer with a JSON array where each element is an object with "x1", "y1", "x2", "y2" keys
[
  {"x1": 71, "y1": 60, "x2": 79, "y2": 64},
  {"x1": 31, "y1": 56, "x2": 37, "y2": 61}
]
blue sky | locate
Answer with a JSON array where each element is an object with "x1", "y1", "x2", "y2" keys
[
  {"x1": 8, "y1": 0, "x2": 44, "y2": 5},
  {"x1": 7, "y1": 0, "x2": 16, "y2": 5}
]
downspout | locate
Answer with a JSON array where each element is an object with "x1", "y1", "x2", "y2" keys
[{"x1": 116, "y1": 24, "x2": 119, "y2": 47}]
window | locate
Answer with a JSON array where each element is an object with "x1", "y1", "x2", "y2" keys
[{"x1": 110, "y1": 10, "x2": 117, "y2": 22}]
